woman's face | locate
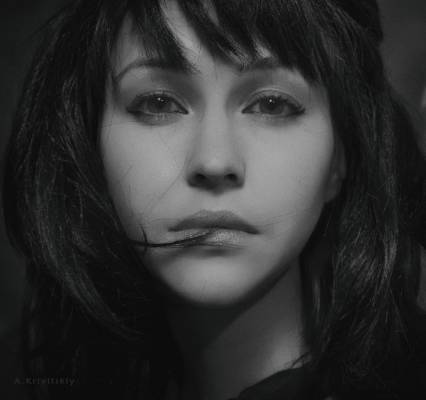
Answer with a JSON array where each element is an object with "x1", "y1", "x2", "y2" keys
[{"x1": 100, "y1": 1, "x2": 343, "y2": 307}]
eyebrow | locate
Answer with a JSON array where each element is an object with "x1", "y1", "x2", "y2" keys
[
  {"x1": 114, "y1": 55, "x2": 283, "y2": 82},
  {"x1": 114, "y1": 58, "x2": 197, "y2": 82}
]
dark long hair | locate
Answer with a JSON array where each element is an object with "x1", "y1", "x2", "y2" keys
[{"x1": 2, "y1": 0, "x2": 426, "y2": 399}]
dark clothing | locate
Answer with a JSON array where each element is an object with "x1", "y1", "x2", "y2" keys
[
  {"x1": 228, "y1": 367, "x2": 324, "y2": 400},
  {"x1": 228, "y1": 360, "x2": 426, "y2": 400}
]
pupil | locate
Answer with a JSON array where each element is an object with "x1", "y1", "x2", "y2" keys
[
  {"x1": 150, "y1": 96, "x2": 168, "y2": 112},
  {"x1": 155, "y1": 97, "x2": 166, "y2": 109},
  {"x1": 261, "y1": 97, "x2": 282, "y2": 114}
]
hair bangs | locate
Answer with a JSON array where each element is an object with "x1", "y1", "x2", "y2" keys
[{"x1": 123, "y1": 0, "x2": 337, "y2": 83}]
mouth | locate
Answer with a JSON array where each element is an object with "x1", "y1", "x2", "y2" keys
[{"x1": 169, "y1": 210, "x2": 259, "y2": 235}]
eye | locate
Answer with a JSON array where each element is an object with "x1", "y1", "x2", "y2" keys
[
  {"x1": 126, "y1": 92, "x2": 188, "y2": 124},
  {"x1": 242, "y1": 92, "x2": 305, "y2": 118}
]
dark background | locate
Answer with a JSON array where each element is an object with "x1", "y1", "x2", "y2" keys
[{"x1": 0, "y1": 1, "x2": 425, "y2": 398}]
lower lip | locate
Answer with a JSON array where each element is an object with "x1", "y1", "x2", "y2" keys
[{"x1": 176, "y1": 229, "x2": 252, "y2": 248}]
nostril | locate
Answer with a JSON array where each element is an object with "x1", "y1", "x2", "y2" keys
[
  {"x1": 188, "y1": 170, "x2": 244, "y2": 189},
  {"x1": 195, "y1": 173, "x2": 207, "y2": 183},
  {"x1": 189, "y1": 172, "x2": 207, "y2": 187},
  {"x1": 225, "y1": 173, "x2": 239, "y2": 183}
]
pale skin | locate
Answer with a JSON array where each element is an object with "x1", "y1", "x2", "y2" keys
[{"x1": 100, "y1": 2, "x2": 345, "y2": 399}]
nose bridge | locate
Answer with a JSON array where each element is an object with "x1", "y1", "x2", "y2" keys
[
  {"x1": 196, "y1": 112, "x2": 236, "y2": 164},
  {"x1": 185, "y1": 108, "x2": 245, "y2": 190}
]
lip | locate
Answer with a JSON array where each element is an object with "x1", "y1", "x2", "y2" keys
[{"x1": 169, "y1": 210, "x2": 259, "y2": 234}]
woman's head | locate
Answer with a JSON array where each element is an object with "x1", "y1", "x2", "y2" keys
[
  {"x1": 6, "y1": 0, "x2": 386, "y2": 305},
  {"x1": 3, "y1": 0, "x2": 425, "y2": 397}
]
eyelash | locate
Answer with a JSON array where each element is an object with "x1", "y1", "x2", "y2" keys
[
  {"x1": 242, "y1": 91, "x2": 305, "y2": 119},
  {"x1": 126, "y1": 91, "x2": 305, "y2": 124}
]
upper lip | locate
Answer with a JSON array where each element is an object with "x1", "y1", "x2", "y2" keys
[{"x1": 169, "y1": 210, "x2": 259, "y2": 234}]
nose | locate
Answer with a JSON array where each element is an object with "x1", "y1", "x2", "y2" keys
[{"x1": 185, "y1": 117, "x2": 245, "y2": 192}]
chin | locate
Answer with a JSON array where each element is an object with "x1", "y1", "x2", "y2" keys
[{"x1": 146, "y1": 252, "x2": 286, "y2": 309}]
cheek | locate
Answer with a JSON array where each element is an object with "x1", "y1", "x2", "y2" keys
[
  {"x1": 246, "y1": 124, "x2": 335, "y2": 254},
  {"x1": 100, "y1": 123, "x2": 181, "y2": 236},
  {"x1": 260, "y1": 138, "x2": 333, "y2": 215}
]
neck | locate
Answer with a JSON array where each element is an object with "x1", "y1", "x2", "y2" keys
[{"x1": 166, "y1": 260, "x2": 305, "y2": 400}]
